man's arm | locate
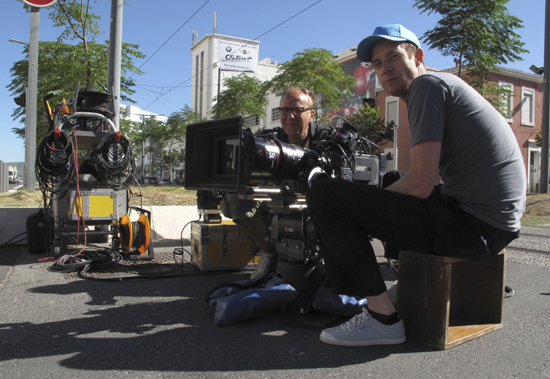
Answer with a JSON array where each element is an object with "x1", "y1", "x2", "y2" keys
[{"x1": 385, "y1": 140, "x2": 441, "y2": 199}]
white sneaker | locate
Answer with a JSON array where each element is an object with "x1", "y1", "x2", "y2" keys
[
  {"x1": 250, "y1": 253, "x2": 277, "y2": 279},
  {"x1": 320, "y1": 308, "x2": 406, "y2": 347}
]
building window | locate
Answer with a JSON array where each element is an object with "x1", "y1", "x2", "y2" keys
[
  {"x1": 521, "y1": 87, "x2": 535, "y2": 127},
  {"x1": 271, "y1": 107, "x2": 280, "y2": 122},
  {"x1": 194, "y1": 55, "x2": 199, "y2": 111},
  {"x1": 199, "y1": 51, "x2": 204, "y2": 116},
  {"x1": 499, "y1": 82, "x2": 513, "y2": 122},
  {"x1": 244, "y1": 115, "x2": 260, "y2": 127}
]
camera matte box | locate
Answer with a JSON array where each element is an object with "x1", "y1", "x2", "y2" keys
[{"x1": 191, "y1": 221, "x2": 259, "y2": 271}]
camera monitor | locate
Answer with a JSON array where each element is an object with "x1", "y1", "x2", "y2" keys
[{"x1": 184, "y1": 116, "x2": 243, "y2": 192}]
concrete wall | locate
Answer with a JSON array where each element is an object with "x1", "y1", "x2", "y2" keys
[{"x1": 0, "y1": 206, "x2": 206, "y2": 246}]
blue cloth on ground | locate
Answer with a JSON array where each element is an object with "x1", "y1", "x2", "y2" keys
[
  {"x1": 206, "y1": 274, "x2": 368, "y2": 326},
  {"x1": 207, "y1": 274, "x2": 299, "y2": 326}
]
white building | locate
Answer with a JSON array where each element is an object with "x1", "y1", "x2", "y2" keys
[{"x1": 190, "y1": 33, "x2": 281, "y2": 130}]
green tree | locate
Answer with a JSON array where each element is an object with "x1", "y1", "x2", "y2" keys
[
  {"x1": 211, "y1": 74, "x2": 269, "y2": 120},
  {"x1": 163, "y1": 106, "x2": 203, "y2": 178},
  {"x1": 123, "y1": 107, "x2": 202, "y2": 179},
  {"x1": 139, "y1": 116, "x2": 167, "y2": 178},
  {"x1": 414, "y1": 0, "x2": 527, "y2": 109},
  {"x1": 8, "y1": 0, "x2": 144, "y2": 142},
  {"x1": 348, "y1": 105, "x2": 396, "y2": 147},
  {"x1": 268, "y1": 48, "x2": 355, "y2": 114}
]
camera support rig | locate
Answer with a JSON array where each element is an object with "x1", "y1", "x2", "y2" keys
[{"x1": 186, "y1": 116, "x2": 386, "y2": 313}]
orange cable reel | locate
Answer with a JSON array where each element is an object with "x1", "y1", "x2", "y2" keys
[{"x1": 119, "y1": 213, "x2": 151, "y2": 255}]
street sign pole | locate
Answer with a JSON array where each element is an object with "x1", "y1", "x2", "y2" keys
[{"x1": 20, "y1": 0, "x2": 58, "y2": 191}]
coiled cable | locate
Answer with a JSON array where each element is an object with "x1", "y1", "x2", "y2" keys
[
  {"x1": 35, "y1": 128, "x2": 75, "y2": 199},
  {"x1": 94, "y1": 132, "x2": 136, "y2": 189}
]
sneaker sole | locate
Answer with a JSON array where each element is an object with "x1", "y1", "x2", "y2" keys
[{"x1": 320, "y1": 333, "x2": 406, "y2": 347}]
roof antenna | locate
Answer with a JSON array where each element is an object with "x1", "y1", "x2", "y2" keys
[{"x1": 213, "y1": 12, "x2": 217, "y2": 34}]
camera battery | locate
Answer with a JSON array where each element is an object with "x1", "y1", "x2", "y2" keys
[{"x1": 191, "y1": 221, "x2": 259, "y2": 271}]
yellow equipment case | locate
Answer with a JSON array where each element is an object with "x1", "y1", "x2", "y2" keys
[{"x1": 191, "y1": 220, "x2": 259, "y2": 271}]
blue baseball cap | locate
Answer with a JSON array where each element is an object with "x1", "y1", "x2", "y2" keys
[{"x1": 356, "y1": 24, "x2": 421, "y2": 63}]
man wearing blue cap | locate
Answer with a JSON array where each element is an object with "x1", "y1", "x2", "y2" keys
[{"x1": 306, "y1": 24, "x2": 526, "y2": 346}]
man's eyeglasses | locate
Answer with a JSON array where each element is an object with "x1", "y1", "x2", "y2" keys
[{"x1": 277, "y1": 107, "x2": 312, "y2": 116}]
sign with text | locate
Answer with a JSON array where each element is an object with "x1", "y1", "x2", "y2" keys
[{"x1": 217, "y1": 39, "x2": 258, "y2": 74}]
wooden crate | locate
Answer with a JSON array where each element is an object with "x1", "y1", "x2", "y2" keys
[{"x1": 397, "y1": 250, "x2": 506, "y2": 349}]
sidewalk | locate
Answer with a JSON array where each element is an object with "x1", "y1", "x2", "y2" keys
[{"x1": 0, "y1": 226, "x2": 548, "y2": 378}]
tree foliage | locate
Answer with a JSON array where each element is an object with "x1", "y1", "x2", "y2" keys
[
  {"x1": 268, "y1": 48, "x2": 356, "y2": 114},
  {"x1": 211, "y1": 74, "x2": 269, "y2": 120},
  {"x1": 8, "y1": 0, "x2": 144, "y2": 142},
  {"x1": 119, "y1": 106, "x2": 203, "y2": 179},
  {"x1": 413, "y1": 0, "x2": 528, "y2": 98},
  {"x1": 347, "y1": 105, "x2": 396, "y2": 147}
]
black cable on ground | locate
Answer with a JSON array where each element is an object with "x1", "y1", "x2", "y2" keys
[{"x1": 0, "y1": 232, "x2": 28, "y2": 250}]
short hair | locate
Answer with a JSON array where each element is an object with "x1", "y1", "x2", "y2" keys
[
  {"x1": 280, "y1": 86, "x2": 316, "y2": 109},
  {"x1": 403, "y1": 42, "x2": 417, "y2": 58},
  {"x1": 403, "y1": 42, "x2": 425, "y2": 66}
]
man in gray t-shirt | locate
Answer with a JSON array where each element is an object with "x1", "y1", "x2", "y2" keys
[
  {"x1": 306, "y1": 24, "x2": 526, "y2": 347},
  {"x1": 408, "y1": 72, "x2": 525, "y2": 232}
]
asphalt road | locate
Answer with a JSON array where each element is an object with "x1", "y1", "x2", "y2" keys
[{"x1": 0, "y1": 226, "x2": 548, "y2": 378}]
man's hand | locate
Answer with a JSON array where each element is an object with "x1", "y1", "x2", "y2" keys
[{"x1": 386, "y1": 140, "x2": 441, "y2": 199}]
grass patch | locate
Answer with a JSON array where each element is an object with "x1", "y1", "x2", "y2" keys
[
  {"x1": 0, "y1": 188, "x2": 43, "y2": 207},
  {"x1": 521, "y1": 216, "x2": 550, "y2": 226},
  {"x1": 128, "y1": 185, "x2": 197, "y2": 206},
  {"x1": 0, "y1": 185, "x2": 197, "y2": 207}
]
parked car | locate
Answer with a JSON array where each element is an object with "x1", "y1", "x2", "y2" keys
[
  {"x1": 174, "y1": 178, "x2": 185, "y2": 186},
  {"x1": 145, "y1": 176, "x2": 159, "y2": 184},
  {"x1": 159, "y1": 178, "x2": 171, "y2": 185}
]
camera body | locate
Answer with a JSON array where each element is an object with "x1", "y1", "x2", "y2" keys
[{"x1": 185, "y1": 116, "x2": 385, "y2": 263}]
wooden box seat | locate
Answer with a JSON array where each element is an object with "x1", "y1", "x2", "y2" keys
[{"x1": 396, "y1": 250, "x2": 506, "y2": 349}]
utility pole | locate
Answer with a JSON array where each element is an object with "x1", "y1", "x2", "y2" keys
[
  {"x1": 20, "y1": 0, "x2": 58, "y2": 190},
  {"x1": 108, "y1": 0, "x2": 123, "y2": 131},
  {"x1": 540, "y1": 0, "x2": 550, "y2": 193},
  {"x1": 24, "y1": 7, "x2": 39, "y2": 192}
]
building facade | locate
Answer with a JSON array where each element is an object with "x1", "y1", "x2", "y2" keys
[{"x1": 190, "y1": 33, "x2": 281, "y2": 130}]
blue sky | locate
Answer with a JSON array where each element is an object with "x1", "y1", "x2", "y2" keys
[{"x1": 1, "y1": 0, "x2": 545, "y2": 163}]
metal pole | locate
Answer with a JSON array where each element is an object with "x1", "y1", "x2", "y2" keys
[
  {"x1": 141, "y1": 116, "x2": 146, "y2": 181},
  {"x1": 142, "y1": 139, "x2": 145, "y2": 181},
  {"x1": 24, "y1": 7, "x2": 39, "y2": 192},
  {"x1": 107, "y1": 0, "x2": 123, "y2": 131},
  {"x1": 540, "y1": 0, "x2": 550, "y2": 193}
]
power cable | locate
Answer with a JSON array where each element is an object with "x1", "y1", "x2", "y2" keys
[
  {"x1": 140, "y1": 0, "x2": 324, "y2": 110},
  {"x1": 128, "y1": 0, "x2": 212, "y2": 80}
]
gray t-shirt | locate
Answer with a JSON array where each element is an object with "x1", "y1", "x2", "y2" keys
[{"x1": 407, "y1": 72, "x2": 526, "y2": 232}]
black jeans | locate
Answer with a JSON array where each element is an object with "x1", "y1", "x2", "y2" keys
[{"x1": 306, "y1": 179, "x2": 518, "y2": 297}]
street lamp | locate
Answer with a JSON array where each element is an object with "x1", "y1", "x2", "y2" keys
[
  {"x1": 9, "y1": 38, "x2": 27, "y2": 45},
  {"x1": 530, "y1": 64, "x2": 544, "y2": 75}
]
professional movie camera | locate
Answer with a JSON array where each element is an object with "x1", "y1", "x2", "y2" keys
[{"x1": 185, "y1": 115, "x2": 386, "y2": 313}]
